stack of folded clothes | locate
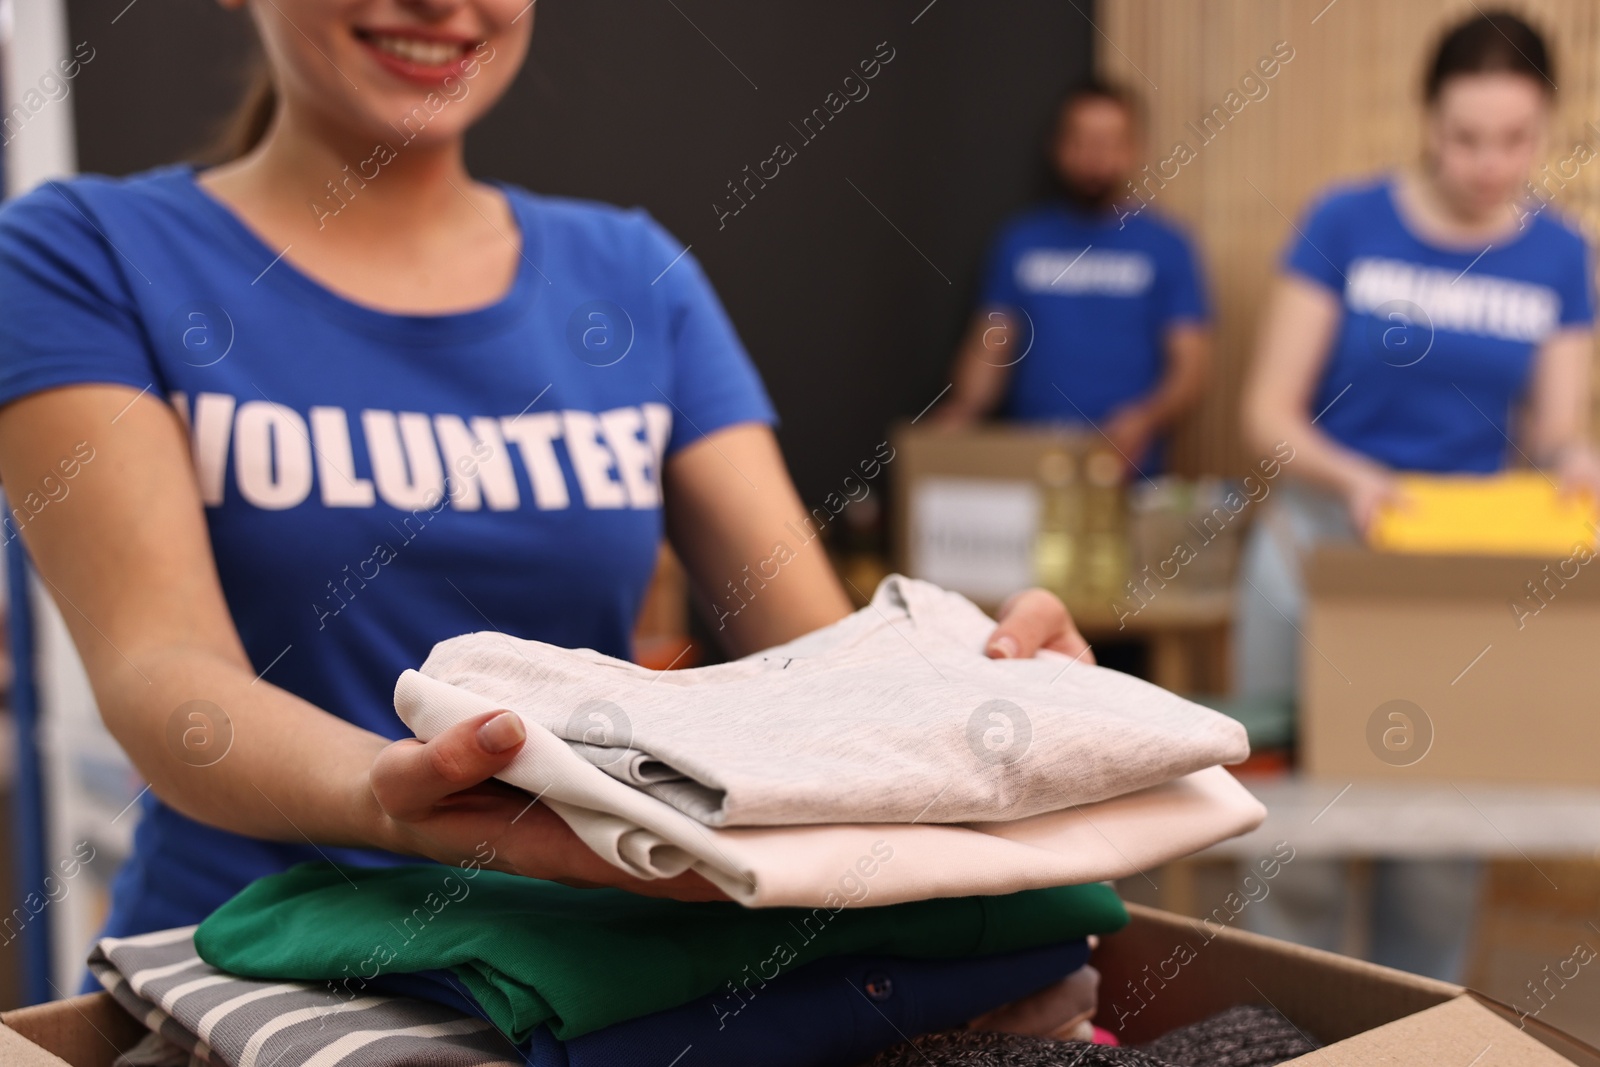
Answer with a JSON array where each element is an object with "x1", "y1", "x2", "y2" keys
[
  {"x1": 93, "y1": 874, "x2": 1315, "y2": 1067},
  {"x1": 394, "y1": 574, "x2": 1266, "y2": 905},
  {"x1": 95, "y1": 872, "x2": 1127, "y2": 1066},
  {"x1": 83, "y1": 574, "x2": 1278, "y2": 1067}
]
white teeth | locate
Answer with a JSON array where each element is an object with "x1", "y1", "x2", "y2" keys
[{"x1": 368, "y1": 35, "x2": 463, "y2": 67}]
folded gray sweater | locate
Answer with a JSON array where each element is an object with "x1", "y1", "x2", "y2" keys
[{"x1": 414, "y1": 575, "x2": 1249, "y2": 827}]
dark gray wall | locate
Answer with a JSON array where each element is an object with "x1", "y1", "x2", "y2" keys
[{"x1": 65, "y1": 0, "x2": 1093, "y2": 513}]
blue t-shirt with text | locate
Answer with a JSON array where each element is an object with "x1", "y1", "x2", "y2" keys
[
  {"x1": 0, "y1": 166, "x2": 777, "y2": 938},
  {"x1": 1284, "y1": 176, "x2": 1594, "y2": 473},
  {"x1": 979, "y1": 204, "x2": 1208, "y2": 440}
]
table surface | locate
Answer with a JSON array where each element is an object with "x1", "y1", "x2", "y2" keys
[
  {"x1": 1201, "y1": 774, "x2": 1600, "y2": 860},
  {"x1": 1069, "y1": 587, "x2": 1233, "y2": 635}
]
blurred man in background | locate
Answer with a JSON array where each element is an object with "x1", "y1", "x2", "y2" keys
[{"x1": 936, "y1": 81, "x2": 1211, "y2": 476}]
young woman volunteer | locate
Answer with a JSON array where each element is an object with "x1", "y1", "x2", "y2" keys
[
  {"x1": 0, "y1": 0, "x2": 1090, "y2": 951},
  {"x1": 1238, "y1": 11, "x2": 1599, "y2": 977}
]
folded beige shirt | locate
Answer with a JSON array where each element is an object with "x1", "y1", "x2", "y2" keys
[
  {"x1": 410, "y1": 575, "x2": 1250, "y2": 828},
  {"x1": 395, "y1": 669, "x2": 1266, "y2": 907}
]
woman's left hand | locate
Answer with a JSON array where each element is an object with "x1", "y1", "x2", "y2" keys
[
  {"x1": 1555, "y1": 441, "x2": 1600, "y2": 499},
  {"x1": 986, "y1": 588, "x2": 1094, "y2": 664}
]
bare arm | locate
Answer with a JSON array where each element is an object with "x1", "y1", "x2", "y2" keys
[
  {"x1": 1242, "y1": 274, "x2": 1398, "y2": 531},
  {"x1": 662, "y1": 423, "x2": 855, "y2": 655},
  {"x1": 0, "y1": 383, "x2": 724, "y2": 898},
  {"x1": 1524, "y1": 327, "x2": 1596, "y2": 465},
  {"x1": 931, "y1": 309, "x2": 1021, "y2": 427},
  {"x1": 0, "y1": 384, "x2": 390, "y2": 845},
  {"x1": 1101, "y1": 322, "x2": 1211, "y2": 469},
  {"x1": 1145, "y1": 322, "x2": 1212, "y2": 429}
]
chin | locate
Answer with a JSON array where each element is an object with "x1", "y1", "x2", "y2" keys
[
  {"x1": 1476, "y1": 189, "x2": 1518, "y2": 215},
  {"x1": 1063, "y1": 183, "x2": 1116, "y2": 207},
  {"x1": 345, "y1": 66, "x2": 499, "y2": 146}
]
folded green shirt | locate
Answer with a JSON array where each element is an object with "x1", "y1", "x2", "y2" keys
[{"x1": 194, "y1": 862, "x2": 1126, "y2": 1041}]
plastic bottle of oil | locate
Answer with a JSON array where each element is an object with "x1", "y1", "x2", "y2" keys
[
  {"x1": 1081, "y1": 447, "x2": 1130, "y2": 599},
  {"x1": 1033, "y1": 449, "x2": 1083, "y2": 602}
]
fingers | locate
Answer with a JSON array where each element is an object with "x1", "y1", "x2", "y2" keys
[
  {"x1": 1358, "y1": 487, "x2": 1403, "y2": 536},
  {"x1": 372, "y1": 717, "x2": 730, "y2": 904},
  {"x1": 1348, "y1": 481, "x2": 1392, "y2": 537},
  {"x1": 446, "y1": 787, "x2": 733, "y2": 902},
  {"x1": 1555, "y1": 449, "x2": 1600, "y2": 499},
  {"x1": 988, "y1": 588, "x2": 1094, "y2": 664},
  {"x1": 1351, "y1": 503, "x2": 1378, "y2": 538},
  {"x1": 370, "y1": 710, "x2": 526, "y2": 821}
]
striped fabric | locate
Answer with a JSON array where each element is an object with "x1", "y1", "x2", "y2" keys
[{"x1": 88, "y1": 928, "x2": 523, "y2": 1067}]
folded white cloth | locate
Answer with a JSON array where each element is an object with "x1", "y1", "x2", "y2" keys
[
  {"x1": 406, "y1": 575, "x2": 1250, "y2": 827},
  {"x1": 394, "y1": 668, "x2": 1266, "y2": 907}
]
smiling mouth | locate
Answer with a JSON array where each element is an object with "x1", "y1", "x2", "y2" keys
[{"x1": 353, "y1": 29, "x2": 476, "y2": 68}]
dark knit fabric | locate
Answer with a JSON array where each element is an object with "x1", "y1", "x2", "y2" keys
[
  {"x1": 865, "y1": 1031, "x2": 1173, "y2": 1066},
  {"x1": 1140, "y1": 1006, "x2": 1316, "y2": 1067},
  {"x1": 863, "y1": 1005, "x2": 1317, "y2": 1067}
]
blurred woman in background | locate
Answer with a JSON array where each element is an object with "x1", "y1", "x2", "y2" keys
[{"x1": 1237, "y1": 10, "x2": 1598, "y2": 978}]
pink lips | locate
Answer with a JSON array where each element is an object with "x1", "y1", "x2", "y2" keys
[{"x1": 353, "y1": 28, "x2": 480, "y2": 86}]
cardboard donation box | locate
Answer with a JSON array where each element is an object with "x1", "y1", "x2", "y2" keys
[
  {"x1": 4, "y1": 904, "x2": 1595, "y2": 1066},
  {"x1": 1301, "y1": 545, "x2": 1600, "y2": 784},
  {"x1": 890, "y1": 422, "x2": 1096, "y2": 606},
  {"x1": 1098, "y1": 904, "x2": 1598, "y2": 1064},
  {"x1": 890, "y1": 423, "x2": 1243, "y2": 608}
]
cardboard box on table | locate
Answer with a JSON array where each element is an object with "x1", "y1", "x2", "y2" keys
[
  {"x1": 1301, "y1": 546, "x2": 1600, "y2": 783},
  {"x1": 3, "y1": 904, "x2": 1594, "y2": 1066},
  {"x1": 889, "y1": 422, "x2": 1241, "y2": 693},
  {"x1": 889, "y1": 421, "x2": 1097, "y2": 607},
  {"x1": 887, "y1": 422, "x2": 1238, "y2": 598}
]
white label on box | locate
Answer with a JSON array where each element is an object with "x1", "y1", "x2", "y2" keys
[{"x1": 909, "y1": 477, "x2": 1039, "y2": 602}]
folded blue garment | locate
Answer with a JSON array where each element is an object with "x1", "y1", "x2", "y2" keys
[{"x1": 369, "y1": 939, "x2": 1090, "y2": 1067}]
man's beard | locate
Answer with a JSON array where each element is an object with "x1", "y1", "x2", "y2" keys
[{"x1": 1060, "y1": 175, "x2": 1119, "y2": 212}]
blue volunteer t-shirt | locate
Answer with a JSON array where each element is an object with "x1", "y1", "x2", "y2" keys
[
  {"x1": 979, "y1": 204, "x2": 1208, "y2": 432},
  {"x1": 1285, "y1": 176, "x2": 1594, "y2": 473},
  {"x1": 0, "y1": 166, "x2": 776, "y2": 938}
]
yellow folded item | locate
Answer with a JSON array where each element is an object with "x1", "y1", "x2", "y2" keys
[{"x1": 1370, "y1": 471, "x2": 1598, "y2": 556}]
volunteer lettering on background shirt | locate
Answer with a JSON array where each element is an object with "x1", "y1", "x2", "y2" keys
[
  {"x1": 0, "y1": 167, "x2": 775, "y2": 934},
  {"x1": 1286, "y1": 177, "x2": 1593, "y2": 472}
]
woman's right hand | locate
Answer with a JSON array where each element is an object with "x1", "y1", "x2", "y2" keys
[
  {"x1": 365, "y1": 710, "x2": 729, "y2": 902},
  {"x1": 1339, "y1": 462, "x2": 1404, "y2": 536}
]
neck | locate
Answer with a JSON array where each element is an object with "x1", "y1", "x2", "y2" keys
[
  {"x1": 214, "y1": 98, "x2": 479, "y2": 232},
  {"x1": 1416, "y1": 165, "x2": 1504, "y2": 231},
  {"x1": 1060, "y1": 190, "x2": 1115, "y2": 216}
]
